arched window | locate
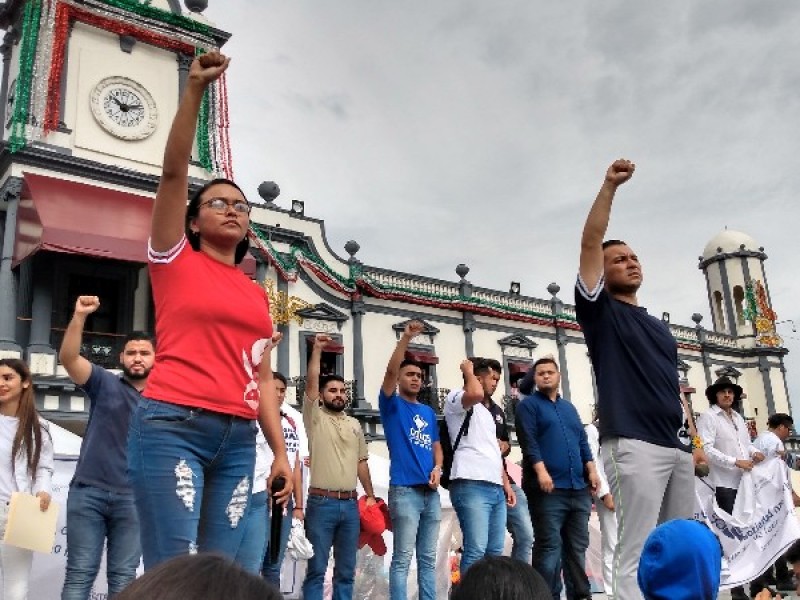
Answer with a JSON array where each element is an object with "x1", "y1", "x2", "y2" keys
[
  {"x1": 733, "y1": 285, "x2": 745, "y2": 326},
  {"x1": 713, "y1": 291, "x2": 726, "y2": 331}
]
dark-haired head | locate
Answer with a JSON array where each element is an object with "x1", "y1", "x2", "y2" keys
[
  {"x1": 601, "y1": 239, "x2": 642, "y2": 296},
  {"x1": 451, "y1": 556, "x2": 550, "y2": 600},
  {"x1": 467, "y1": 357, "x2": 502, "y2": 399},
  {"x1": 0, "y1": 358, "x2": 43, "y2": 478},
  {"x1": 320, "y1": 374, "x2": 347, "y2": 413},
  {"x1": 119, "y1": 332, "x2": 155, "y2": 382},
  {"x1": 602, "y1": 239, "x2": 627, "y2": 250},
  {"x1": 273, "y1": 371, "x2": 288, "y2": 387},
  {"x1": 186, "y1": 178, "x2": 251, "y2": 265},
  {"x1": 399, "y1": 358, "x2": 424, "y2": 372},
  {"x1": 397, "y1": 359, "x2": 424, "y2": 399},
  {"x1": 469, "y1": 357, "x2": 502, "y2": 377},
  {"x1": 533, "y1": 356, "x2": 559, "y2": 372},
  {"x1": 115, "y1": 553, "x2": 281, "y2": 600},
  {"x1": 768, "y1": 413, "x2": 793, "y2": 429}
]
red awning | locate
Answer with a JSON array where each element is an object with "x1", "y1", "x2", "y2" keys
[
  {"x1": 306, "y1": 336, "x2": 344, "y2": 355},
  {"x1": 405, "y1": 350, "x2": 439, "y2": 365},
  {"x1": 508, "y1": 362, "x2": 531, "y2": 375},
  {"x1": 12, "y1": 173, "x2": 256, "y2": 276},
  {"x1": 14, "y1": 173, "x2": 152, "y2": 267}
]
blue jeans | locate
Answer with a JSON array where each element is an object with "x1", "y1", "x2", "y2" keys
[
  {"x1": 527, "y1": 485, "x2": 592, "y2": 600},
  {"x1": 61, "y1": 483, "x2": 141, "y2": 599},
  {"x1": 506, "y1": 482, "x2": 534, "y2": 563},
  {"x1": 236, "y1": 490, "x2": 269, "y2": 574},
  {"x1": 127, "y1": 398, "x2": 256, "y2": 570},
  {"x1": 449, "y1": 479, "x2": 507, "y2": 576},
  {"x1": 388, "y1": 485, "x2": 441, "y2": 600},
  {"x1": 262, "y1": 497, "x2": 293, "y2": 585},
  {"x1": 302, "y1": 494, "x2": 360, "y2": 600}
]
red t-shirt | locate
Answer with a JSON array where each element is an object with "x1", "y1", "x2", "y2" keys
[{"x1": 145, "y1": 237, "x2": 273, "y2": 419}]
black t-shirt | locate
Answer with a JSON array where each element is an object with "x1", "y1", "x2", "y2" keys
[{"x1": 575, "y1": 277, "x2": 689, "y2": 451}]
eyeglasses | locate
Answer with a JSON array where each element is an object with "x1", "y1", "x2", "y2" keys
[{"x1": 198, "y1": 197, "x2": 251, "y2": 214}]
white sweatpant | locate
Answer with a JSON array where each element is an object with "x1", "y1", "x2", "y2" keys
[{"x1": 0, "y1": 502, "x2": 34, "y2": 600}]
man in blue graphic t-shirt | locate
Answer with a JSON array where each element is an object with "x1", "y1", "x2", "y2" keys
[
  {"x1": 379, "y1": 320, "x2": 443, "y2": 600},
  {"x1": 575, "y1": 159, "x2": 706, "y2": 600}
]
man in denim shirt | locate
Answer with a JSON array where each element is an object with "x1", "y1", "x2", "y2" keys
[
  {"x1": 59, "y1": 296, "x2": 154, "y2": 599},
  {"x1": 516, "y1": 357, "x2": 599, "y2": 600}
]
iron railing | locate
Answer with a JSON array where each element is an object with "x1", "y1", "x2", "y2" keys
[{"x1": 49, "y1": 329, "x2": 124, "y2": 370}]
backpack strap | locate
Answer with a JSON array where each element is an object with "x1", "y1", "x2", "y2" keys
[{"x1": 452, "y1": 408, "x2": 473, "y2": 454}]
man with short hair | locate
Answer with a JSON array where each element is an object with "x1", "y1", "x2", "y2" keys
[
  {"x1": 576, "y1": 159, "x2": 697, "y2": 600},
  {"x1": 60, "y1": 296, "x2": 155, "y2": 599},
  {"x1": 302, "y1": 334, "x2": 376, "y2": 600},
  {"x1": 697, "y1": 376, "x2": 763, "y2": 600},
  {"x1": 444, "y1": 357, "x2": 516, "y2": 576},
  {"x1": 751, "y1": 412, "x2": 797, "y2": 596},
  {"x1": 516, "y1": 357, "x2": 599, "y2": 600},
  {"x1": 380, "y1": 321, "x2": 442, "y2": 600},
  {"x1": 260, "y1": 371, "x2": 309, "y2": 585},
  {"x1": 481, "y1": 361, "x2": 534, "y2": 565}
]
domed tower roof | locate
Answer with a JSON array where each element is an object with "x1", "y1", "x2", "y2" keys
[
  {"x1": 699, "y1": 230, "x2": 766, "y2": 270},
  {"x1": 702, "y1": 229, "x2": 760, "y2": 260}
]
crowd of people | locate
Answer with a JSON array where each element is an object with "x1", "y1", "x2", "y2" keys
[{"x1": 0, "y1": 50, "x2": 798, "y2": 600}]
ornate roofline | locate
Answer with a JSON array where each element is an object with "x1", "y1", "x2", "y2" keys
[{"x1": 248, "y1": 223, "x2": 781, "y2": 354}]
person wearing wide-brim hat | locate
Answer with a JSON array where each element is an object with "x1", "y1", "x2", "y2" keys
[
  {"x1": 696, "y1": 376, "x2": 764, "y2": 600},
  {"x1": 705, "y1": 376, "x2": 744, "y2": 411}
]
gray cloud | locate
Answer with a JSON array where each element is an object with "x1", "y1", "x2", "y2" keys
[{"x1": 208, "y1": 0, "x2": 800, "y2": 407}]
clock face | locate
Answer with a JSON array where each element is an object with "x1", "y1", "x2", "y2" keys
[{"x1": 90, "y1": 76, "x2": 157, "y2": 140}]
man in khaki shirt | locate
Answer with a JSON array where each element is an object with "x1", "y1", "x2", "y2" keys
[{"x1": 302, "y1": 334, "x2": 376, "y2": 600}]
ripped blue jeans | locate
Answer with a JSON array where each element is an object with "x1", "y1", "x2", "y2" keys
[{"x1": 127, "y1": 398, "x2": 256, "y2": 570}]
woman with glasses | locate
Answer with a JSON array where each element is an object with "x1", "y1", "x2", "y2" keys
[{"x1": 128, "y1": 51, "x2": 292, "y2": 570}]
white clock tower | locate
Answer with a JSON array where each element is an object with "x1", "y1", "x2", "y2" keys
[{"x1": 0, "y1": 0, "x2": 231, "y2": 390}]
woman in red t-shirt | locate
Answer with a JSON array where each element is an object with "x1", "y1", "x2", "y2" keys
[{"x1": 128, "y1": 51, "x2": 292, "y2": 570}]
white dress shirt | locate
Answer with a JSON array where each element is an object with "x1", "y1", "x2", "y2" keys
[{"x1": 697, "y1": 404, "x2": 759, "y2": 490}]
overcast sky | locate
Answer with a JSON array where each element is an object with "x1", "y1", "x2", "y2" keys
[{"x1": 205, "y1": 1, "x2": 800, "y2": 408}]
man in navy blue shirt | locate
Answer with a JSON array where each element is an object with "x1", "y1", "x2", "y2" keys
[
  {"x1": 379, "y1": 321, "x2": 443, "y2": 600},
  {"x1": 516, "y1": 357, "x2": 598, "y2": 600},
  {"x1": 59, "y1": 296, "x2": 154, "y2": 599},
  {"x1": 575, "y1": 159, "x2": 701, "y2": 600}
]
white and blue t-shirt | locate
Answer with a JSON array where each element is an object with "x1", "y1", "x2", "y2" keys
[{"x1": 379, "y1": 390, "x2": 439, "y2": 487}]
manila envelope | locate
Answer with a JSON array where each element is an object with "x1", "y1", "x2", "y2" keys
[{"x1": 3, "y1": 492, "x2": 59, "y2": 553}]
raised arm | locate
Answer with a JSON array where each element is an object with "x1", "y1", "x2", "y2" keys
[
  {"x1": 304, "y1": 334, "x2": 331, "y2": 402},
  {"x1": 257, "y1": 333, "x2": 293, "y2": 504},
  {"x1": 579, "y1": 159, "x2": 635, "y2": 292},
  {"x1": 460, "y1": 359, "x2": 484, "y2": 409},
  {"x1": 151, "y1": 51, "x2": 230, "y2": 252},
  {"x1": 59, "y1": 296, "x2": 100, "y2": 386},
  {"x1": 382, "y1": 321, "x2": 424, "y2": 396}
]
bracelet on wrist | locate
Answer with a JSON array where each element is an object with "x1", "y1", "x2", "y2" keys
[{"x1": 691, "y1": 435, "x2": 704, "y2": 449}]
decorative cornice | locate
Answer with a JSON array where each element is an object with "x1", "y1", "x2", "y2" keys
[
  {"x1": 699, "y1": 248, "x2": 767, "y2": 269},
  {"x1": 498, "y1": 333, "x2": 538, "y2": 350},
  {"x1": 296, "y1": 303, "x2": 349, "y2": 324}
]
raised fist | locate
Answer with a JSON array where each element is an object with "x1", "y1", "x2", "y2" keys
[
  {"x1": 404, "y1": 321, "x2": 425, "y2": 339},
  {"x1": 460, "y1": 359, "x2": 474, "y2": 375},
  {"x1": 605, "y1": 159, "x2": 635, "y2": 186},
  {"x1": 188, "y1": 51, "x2": 230, "y2": 88},
  {"x1": 313, "y1": 334, "x2": 333, "y2": 350},
  {"x1": 74, "y1": 296, "x2": 100, "y2": 316}
]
